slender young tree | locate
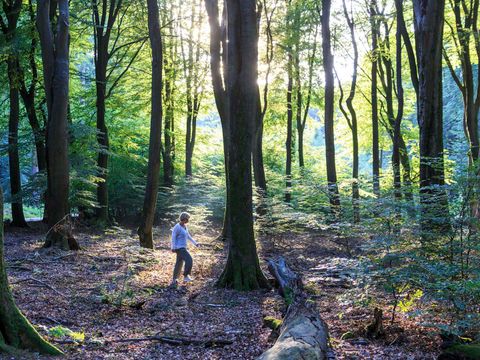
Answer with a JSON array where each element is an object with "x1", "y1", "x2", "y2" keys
[
  {"x1": 413, "y1": 0, "x2": 449, "y2": 233},
  {"x1": 443, "y1": 0, "x2": 480, "y2": 166},
  {"x1": 376, "y1": 10, "x2": 412, "y2": 197},
  {"x1": 91, "y1": 0, "x2": 147, "y2": 223},
  {"x1": 37, "y1": 0, "x2": 79, "y2": 249},
  {"x1": 321, "y1": 0, "x2": 340, "y2": 212},
  {"x1": 161, "y1": 1, "x2": 177, "y2": 187},
  {"x1": 181, "y1": 0, "x2": 206, "y2": 177},
  {"x1": 138, "y1": 0, "x2": 163, "y2": 249},
  {"x1": 216, "y1": 0, "x2": 269, "y2": 290},
  {"x1": 337, "y1": 0, "x2": 359, "y2": 223},
  {"x1": 369, "y1": 0, "x2": 380, "y2": 195},
  {"x1": 1, "y1": 0, "x2": 28, "y2": 227}
]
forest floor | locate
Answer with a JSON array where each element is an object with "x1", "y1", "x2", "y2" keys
[{"x1": 2, "y1": 220, "x2": 440, "y2": 360}]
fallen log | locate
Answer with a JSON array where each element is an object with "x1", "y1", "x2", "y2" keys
[{"x1": 258, "y1": 257, "x2": 331, "y2": 360}]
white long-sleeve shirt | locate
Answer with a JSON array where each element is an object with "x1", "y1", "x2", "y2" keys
[{"x1": 171, "y1": 223, "x2": 198, "y2": 250}]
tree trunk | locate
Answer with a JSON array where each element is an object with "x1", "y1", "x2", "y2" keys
[
  {"x1": 216, "y1": 0, "x2": 269, "y2": 290},
  {"x1": 0, "y1": 189, "x2": 62, "y2": 355},
  {"x1": 138, "y1": 0, "x2": 163, "y2": 249},
  {"x1": 258, "y1": 257, "x2": 330, "y2": 360},
  {"x1": 253, "y1": 88, "x2": 267, "y2": 193},
  {"x1": 3, "y1": 1, "x2": 28, "y2": 227},
  {"x1": 285, "y1": 52, "x2": 294, "y2": 203},
  {"x1": 322, "y1": 0, "x2": 340, "y2": 213},
  {"x1": 413, "y1": 0, "x2": 450, "y2": 235},
  {"x1": 205, "y1": 0, "x2": 231, "y2": 242},
  {"x1": 341, "y1": 0, "x2": 360, "y2": 223},
  {"x1": 37, "y1": 0, "x2": 78, "y2": 250},
  {"x1": 7, "y1": 60, "x2": 28, "y2": 228},
  {"x1": 370, "y1": 0, "x2": 380, "y2": 196},
  {"x1": 95, "y1": 47, "x2": 110, "y2": 223}
]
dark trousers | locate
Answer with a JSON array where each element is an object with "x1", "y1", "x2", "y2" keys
[{"x1": 173, "y1": 248, "x2": 193, "y2": 279}]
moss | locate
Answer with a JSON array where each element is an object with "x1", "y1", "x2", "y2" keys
[
  {"x1": 341, "y1": 331, "x2": 355, "y2": 340},
  {"x1": 283, "y1": 287, "x2": 294, "y2": 306},
  {"x1": 444, "y1": 344, "x2": 480, "y2": 359},
  {"x1": 263, "y1": 316, "x2": 283, "y2": 330}
]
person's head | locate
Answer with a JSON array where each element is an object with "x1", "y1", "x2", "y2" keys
[{"x1": 179, "y1": 212, "x2": 190, "y2": 224}]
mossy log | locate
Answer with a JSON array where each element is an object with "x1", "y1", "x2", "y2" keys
[
  {"x1": 439, "y1": 344, "x2": 480, "y2": 360},
  {"x1": 258, "y1": 257, "x2": 330, "y2": 360}
]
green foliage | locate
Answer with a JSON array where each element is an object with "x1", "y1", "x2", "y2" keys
[{"x1": 48, "y1": 326, "x2": 85, "y2": 343}]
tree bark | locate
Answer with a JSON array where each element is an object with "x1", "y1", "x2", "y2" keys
[
  {"x1": 369, "y1": 0, "x2": 380, "y2": 196},
  {"x1": 338, "y1": 0, "x2": 359, "y2": 223},
  {"x1": 91, "y1": 0, "x2": 124, "y2": 224},
  {"x1": 321, "y1": 0, "x2": 340, "y2": 213},
  {"x1": 258, "y1": 258, "x2": 329, "y2": 360},
  {"x1": 37, "y1": 0, "x2": 78, "y2": 250},
  {"x1": 285, "y1": 51, "x2": 294, "y2": 203},
  {"x1": 0, "y1": 188, "x2": 62, "y2": 355},
  {"x1": 3, "y1": 1, "x2": 28, "y2": 227},
  {"x1": 138, "y1": 0, "x2": 163, "y2": 249},
  {"x1": 413, "y1": 0, "x2": 450, "y2": 234},
  {"x1": 205, "y1": 0, "x2": 231, "y2": 242},
  {"x1": 7, "y1": 61, "x2": 28, "y2": 228},
  {"x1": 216, "y1": 0, "x2": 269, "y2": 290}
]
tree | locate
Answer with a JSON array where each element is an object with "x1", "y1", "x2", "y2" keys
[
  {"x1": 413, "y1": 0, "x2": 449, "y2": 232},
  {"x1": 37, "y1": 0, "x2": 79, "y2": 249},
  {"x1": 138, "y1": 0, "x2": 163, "y2": 249},
  {"x1": 205, "y1": 0, "x2": 230, "y2": 241},
  {"x1": 443, "y1": 0, "x2": 480, "y2": 166},
  {"x1": 376, "y1": 6, "x2": 412, "y2": 198},
  {"x1": 161, "y1": 1, "x2": 177, "y2": 187},
  {"x1": 216, "y1": 0, "x2": 269, "y2": 290},
  {"x1": 91, "y1": 0, "x2": 147, "y2": 223},
  {"x1": 369, "y1": 0, "x2": 380, "y2": 196},
  {"x1": 1, "y1": 0, "x2": 28, "y2": 227},
  {"x1": 337, "y1": 0, "x2": 360, "y2": 223},
  {"x1": 0, "y1": 188, "x2": 62, "y2": 355},
  {"x1": 321, "y1": 0, "x2": 340, "y2": 212},
  {"x1": 181, "y1": 0, "x2": 206, "y2": 178}
]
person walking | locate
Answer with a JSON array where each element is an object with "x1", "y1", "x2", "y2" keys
[{"x1": 170, "y1": 212, "x2": 200, "y2": 286}]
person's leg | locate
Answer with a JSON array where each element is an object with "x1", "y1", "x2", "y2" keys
[
  {"x1": 182, "y1": 248, "x2": 193, "y2": 277},
  {"x1": 172, "y1": 250, "x2": 184, "y2": 282}
]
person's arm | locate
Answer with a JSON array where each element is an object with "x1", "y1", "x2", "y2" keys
[
  {"x1": 171, "y1": 224, "x2": 179, "y2": 250},
  {"x1": 186, "y1": 229, "x2": 199, "y2": 247}
]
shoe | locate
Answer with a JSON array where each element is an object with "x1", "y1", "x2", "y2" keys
[
  {"x1": 170, "y1": 279, "x2": 178, "y2": 287},
  {"x1": 183, "y1": 275, "x2": 194, "y2": 283}
]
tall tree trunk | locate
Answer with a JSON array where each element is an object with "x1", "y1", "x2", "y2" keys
[
  {"x1": 205, "y1": 0, "x2": 230, "y2": 242},
  {"x1": 339, "y1": 0, "x2": 359, "y2": 223},
  {"x1": 413, "y1": 0, "x2": 449, "y2": 235},
  {"x1": 3, "y1": 1, "x2": 28, "y2": 227},
  {"x1": 216, "y1": 0, "x2": 269, "y2": 290},
  {"x1": 91, "y1": 0, "x2": 125, "y2": 224},
  {"x1": 7, "y1": 60, "x2": 28, "y2": 228},
  {"x1": 95, "y1": 46, "x2": 110, "y2": 222},
  {"x1": 321, "y1": 0, "x2": 340, "y2": 213},
  {"x1": 370, "y1": 0, "x2": 380, "y2": 195},
  {"x1": 138, "y1": 0, "x2": 163, "y2": 249},
  {"x1": 37, "y1": 0, "x2": 78, "y2": 250},
  {"x1": 393, "y1": 4, "x2": 404, "y2": 205},
  {"x1": 285, "y1": 52, "x2": 293, "y2": 202},
  {"x1": 0, "y1": 188, "x2": 62, "y2": 355}
]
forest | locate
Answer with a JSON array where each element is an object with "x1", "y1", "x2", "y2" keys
[{"x1": 0, "y1": 0, "x2": 479, "y2": 359}]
